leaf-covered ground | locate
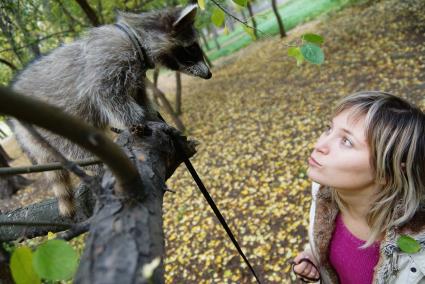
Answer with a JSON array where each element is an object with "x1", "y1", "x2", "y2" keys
[
  {"x1": 1, "y1": 0, "x2": 424, "y2": 283},
  {"x1": 160, "y1": 0, "x2": 425, "y2": 283}
]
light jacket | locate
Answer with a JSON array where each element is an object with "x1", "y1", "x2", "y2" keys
[{"x1": 308, "y1": 182, "x2": 425, "y2": 283}]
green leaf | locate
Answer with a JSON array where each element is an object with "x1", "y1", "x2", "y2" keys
[
  {"x1": 232, "y1": 0, "x2": 247, "y2": 7},
  {"x1": 301, "y1": 33, "x2": 324, "y2": 45},
  {"x1": 300, "y1": 43, "x2": 325, "y2": 65},
  {"x1": 243, "y1": 26, "x2": 256, "y2": 40},
  {"x1": 397, "y1": 235, "x2": 420, "y2": 254},
  {"x1": 33, "y1": 239, "x2": 78, "y2": 281},
  {"x1": 10, "y1": 246, "x2": 41, "y2": 284},
  {"x1": 211, "y1": 8, "x2": 225, "y2": 27},
  {"x1": 287, "y1": 47, "x2": 304, "y2": 66},
  {"x1": 197, "y1": 0, "x2": 205, "y2": 10}
]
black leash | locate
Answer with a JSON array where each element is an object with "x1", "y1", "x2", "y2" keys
[
  {"x1": 157, "y1": 114, "x2": 262, "y2": 284},
  {"x1": 180, "y1": 152, "x2": 263, "y2": 284},
  {"x1": 113, "y1": 22, "x2": 262, "y2": 283}
]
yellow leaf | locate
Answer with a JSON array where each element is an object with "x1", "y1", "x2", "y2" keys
[{"x1": 197, "y1": 0, "x2": 205, "y2": 10}]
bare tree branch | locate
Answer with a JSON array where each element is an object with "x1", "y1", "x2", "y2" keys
[
  {"x1": 0, "y1": 86, "x2": 143, "y2": 196},
  {"x1": 0, "y1": 58, "x2": 17, "y2": 71},
  {"x1": 0, "y1": 183, "x2": 95, "y2": 241},
  {"x1": 75, "y1": 0, "x2": 101, "y2": 27},
  {"x1": 0, "y1": 30, "x2": 77, "y2": 54},
  {"x1": 0, "y1": 158, "x2": 101, "y2": 176},
  {"x1": 145, "y1": 79, "x2": 186, "y2": 132}
]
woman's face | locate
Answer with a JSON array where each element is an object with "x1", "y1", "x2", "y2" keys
[{"x1": 307, "y1": 109, "x2": 375, "y2": 191}]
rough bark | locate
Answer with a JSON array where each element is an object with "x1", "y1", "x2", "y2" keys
[
  {"x1": 271, "y1": 0, "x2": 286, "y2": 38},
  {"x1": 74, "y1": 123, "x2": 196, "y2": 284},
  {"x1": 0, "y1": 122, "x2": 196, "y2": 284}
]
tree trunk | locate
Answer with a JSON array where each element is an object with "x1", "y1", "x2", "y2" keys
[
  {"x1": 200, "y1": 29, "x2": 210, "y2": 51},
  {"x1": 247, "y1": 3, "x2": 258, "y2": 39},
  {"x1": 202, "y1": 49, "x2": 213, "y2": 68},
  {"x1": 75, "y1": 0, "x2": 101, "y2": 27},
  {"x1": 271, "y1": 0, "x2": 286, "y2": 38},
  {"x1": 175, "y1": 72, "x2": 182, "y2": 115},
  {"x1": 211, "y1": 25, "x2": 221, "y2": 50},
  {"x1": 0, "y1": 124, "x2": 196, "y2": 283},
  {"x1": 74, "y1": 124, "x2": 196, "y2": 283},
  {"x1": 0, "y1": 149, "x2": 31, "y2": 199}
]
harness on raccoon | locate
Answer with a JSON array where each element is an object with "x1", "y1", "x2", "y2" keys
[{"x1": 115, "y1": 23, "x2": 263, "y2": 284}]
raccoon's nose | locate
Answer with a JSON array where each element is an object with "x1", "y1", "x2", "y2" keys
[{"x1": 205, "y1": 70, "x2": 212, "y2": 79}]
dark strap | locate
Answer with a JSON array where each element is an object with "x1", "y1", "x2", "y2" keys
[
  {"x1": 114, "y1": 23, "x2": 155, "y2": 70},
  {"x1": 157, "y1": 113, "x2": 262, "y2": 284}
]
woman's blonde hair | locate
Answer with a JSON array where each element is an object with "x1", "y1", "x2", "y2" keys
[{"x1": 330, "y1": 91, "x2": 425, "y2": 247}]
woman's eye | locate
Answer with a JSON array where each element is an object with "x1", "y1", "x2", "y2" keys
[
  {"x1": 342, "y1": 137, "x2": 353, "y2": 147},
  {"x1": 324, "y1": 125, "x2": 332, "y2": 134}
]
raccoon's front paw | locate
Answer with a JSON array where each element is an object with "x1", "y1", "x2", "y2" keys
[{"x1": 130, "y1": 121, "x2": 181, "y2": 138}]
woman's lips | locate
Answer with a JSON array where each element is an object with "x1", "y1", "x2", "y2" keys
[{"x1": 308, "y1": 156, "x2": 322, "y2": 167}]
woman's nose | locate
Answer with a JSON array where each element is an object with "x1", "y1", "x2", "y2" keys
[{"x1": 314, "y1": 136, "x2": 330, "y2": 155}]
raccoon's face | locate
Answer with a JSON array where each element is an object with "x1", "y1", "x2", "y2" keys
[
  {"x1": 159, "y1": 40, "x2": 212, "y2": 79},
  {"x1": 157, "y1": 5, "x2": 212, "y2": 79},
  {"x1": 121, "y1": 5, "x2": 212, "y2": 79}
]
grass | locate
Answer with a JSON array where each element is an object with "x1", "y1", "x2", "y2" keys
[{"x1": 203, "y1": 0, "x2": 361, "y2": 61}]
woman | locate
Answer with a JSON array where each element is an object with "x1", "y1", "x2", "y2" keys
[{"x1": 292, "y1": 91, "x2": 425, "y2": 283}]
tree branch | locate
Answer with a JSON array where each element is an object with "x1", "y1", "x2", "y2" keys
[
  {"x1": 75, "y1": 123, "x2": 197, "y2": 284},
  {"x1": 0, "y1": 158, "x2": 101, "y2": 176},
  {"x1": 0, "y1": 86, "x2": 143, "y2": 196},
  {"x1": 0, "y1": 58, "x2": 17, "y2": 71},
  {"x1": 75, "y1": 0, "x2": 101, "y2": 27},
  {"x1": 0, "y1": 183, "x2": 95, "y2": 241},
  {"x1": 145, "y1": 79, "x2": 186, "y2": 132}
]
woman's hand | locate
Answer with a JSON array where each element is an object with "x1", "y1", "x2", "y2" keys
[{"x1": 292, "y1": 251, "x2": 320, "y2": 282}]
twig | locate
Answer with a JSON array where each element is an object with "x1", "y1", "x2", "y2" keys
[
  {"x1": 0, "y1": 158, "x2": 101, "y2": 176},
  {"x1": 0, "y1": 221, "x2": 72, "y2": 229},
  {"x1": 209, "y1": 0, "x2": 275, "y2": 40},
  {"x1": 57, "y1": 219, "x2": 91, "y2": 241}
]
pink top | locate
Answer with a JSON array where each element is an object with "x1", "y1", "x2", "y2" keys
[{"x1": 329, "y1": 214, "x2": 380, "y2": 284}]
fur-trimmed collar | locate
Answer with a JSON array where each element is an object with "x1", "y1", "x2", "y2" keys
[{"x1": 312, "y1": 186, "x2": 425, "y2": 284}]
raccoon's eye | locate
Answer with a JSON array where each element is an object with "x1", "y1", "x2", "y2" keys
[{"x1": 184, "y1": 44, "x2": 198, "y2": 53}]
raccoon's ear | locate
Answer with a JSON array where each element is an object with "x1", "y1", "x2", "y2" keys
[{"x1": 172, "y1": 4, "x2": 197, "y2": 30}]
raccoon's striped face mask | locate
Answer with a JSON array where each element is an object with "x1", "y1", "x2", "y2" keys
[
  {"x1": 160, "y1": 42, "x2": 212, "y2": 79},
  {"x1": 158, "y1": 4, "x2": 212, "y2": 79}
]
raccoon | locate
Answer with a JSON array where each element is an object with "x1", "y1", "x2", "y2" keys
[{"x1": 11, "y1": 4, "x2": 211, "y2": 217}]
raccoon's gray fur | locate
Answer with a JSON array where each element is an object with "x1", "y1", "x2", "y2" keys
[{"x1": 11, "y1": 4, "x2": 211, "y2": 217}]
